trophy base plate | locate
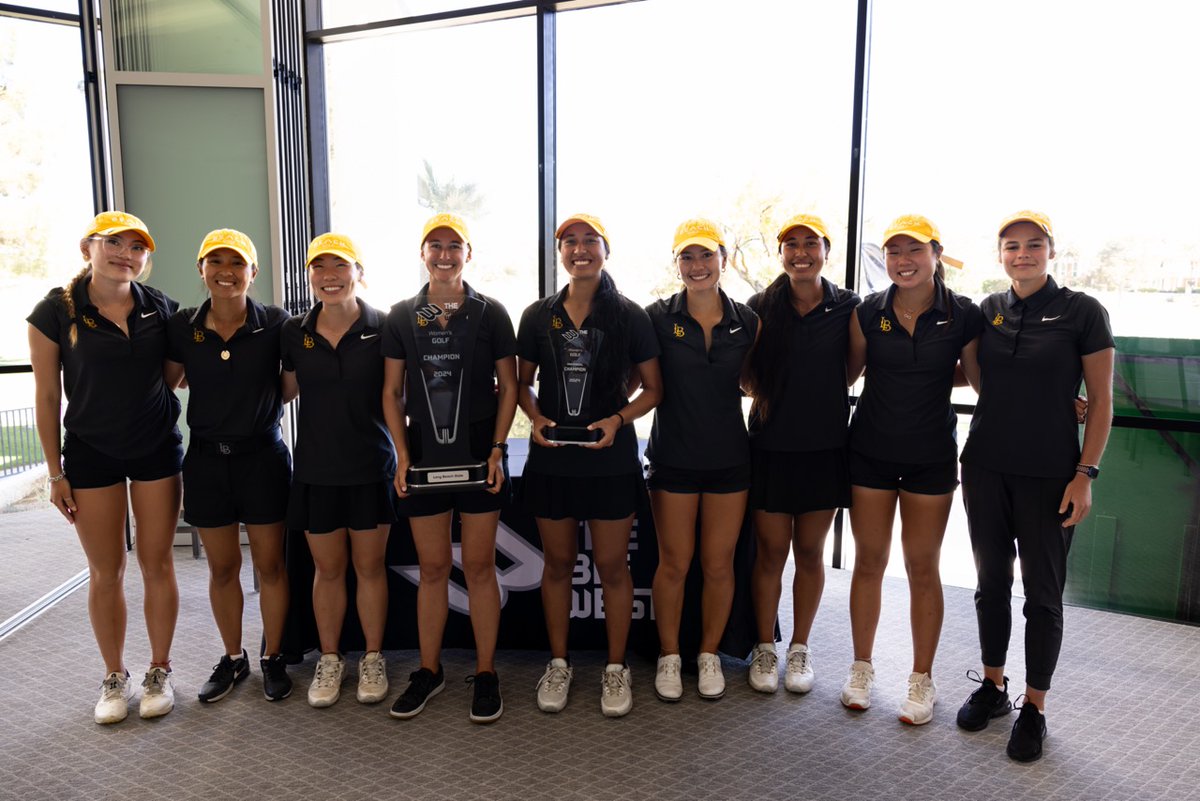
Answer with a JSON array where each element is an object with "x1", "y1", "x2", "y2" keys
[
  {"x1": 406, "y1": 462, "x2": 490, "y2": 494},
  {"x1": 543, "y1": 426, "x2": 602, "y2": 445}
]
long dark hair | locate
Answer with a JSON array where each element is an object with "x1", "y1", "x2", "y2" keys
[
  {"x1": 744, "y1": 272, "x2": 796, "y2": 423},
  {"x1": 585, "y1": 269, "x2": 631, "y2": 403}
]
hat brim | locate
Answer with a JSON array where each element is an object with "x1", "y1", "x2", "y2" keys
[
  {"x1": 307, "y1": 248, "x2": 359, "y2": 267},
  {"x1": 198, "y1": 244, "x2": 256, "y2": 265},
  {"x1": 777, "y1": 224, "x2": 829, "y2": 244},
  {"x1": 421, "y1": 224, "x2": 470, "y2": 247},
  {"x1": 94, "y1": 226, "x2": 156, "y2": 252},
  {"x1": 882, "y1": 228, "x2": 934, "y2": 246},
  {"x1": 673, "y1": 236, "x2": 722, "y2": 257},
  {"x1": 556, "y1": 218, "x2": 606, "y2": 241},
  {"x1": 998, "y1": 217, "x2": 1053, "y2": 238}
]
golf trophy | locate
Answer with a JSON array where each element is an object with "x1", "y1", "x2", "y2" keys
[
  {"x1": 544, "y1": 326, "x2": 604, "y2": 445},
  {"x1": 402, "y1": 292, "x2": 491, "y2": 493}
]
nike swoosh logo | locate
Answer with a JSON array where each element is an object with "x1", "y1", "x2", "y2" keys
[
  {"x1": 252, "y1": 327, "x2": 264, "y2": 333},
  {"x1": 140, "y1": 311, "x2": 156, "y2": 319},
  {"x1": 936, "y1": 320, "x2": 950, "y2": 326},
  {"x1": 824, "y1": 306, "x2": 833, "y2": 312},
  {"x1": 1042, "y1": 315, "x2": 1061, "y2": 322},
  {"x1": 730, "y1": 326, "x2": 743, "y2": 334},
  {"x1": 360, "y1": 332, "x2": 379, "y2": 340}
]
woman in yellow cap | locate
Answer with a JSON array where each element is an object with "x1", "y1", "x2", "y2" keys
[
  {"x1": 164, "y1": 230, "x2": 294, "y2": 704},
  {"x1": 381, "y1": 213, "x2": 517, "y2": 723},
  {"x1": 516, "y1": 213, "x2": 663, "y2": 718},
  {"x1": 955, "y1": 211, "x2": 1113, "y2": 762},
  {"x1": 842, "y1": 214, "x2": 983, "y2": 725},
  {"x1": 742, "y1": 214, "x2": 860, "y2": 697},
  {"x1": 643, "y1": 218, "x2": 759, "y2": 702},
  {"x1": 280, "y1": 233, "x2": 396, "y2": 709},
  {"x1": 27, "y1": 211, "x2": 183, "y2": 723}
]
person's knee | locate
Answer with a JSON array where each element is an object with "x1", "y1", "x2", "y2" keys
[
  {"x1": 418, "y1": 555, "x2": 452, "y2": 586},
  {"x1": 594, "y1": 554, "x2": 631, "y2": 586},
  {"x1": 655, "y1": 552, "x2": 690, "y2": 585},
  {"x1": 542, "y1": 552, "x2": 576, "y2": 583},
  {"x1": 903, "y1": 555, "x2": 940, "y2": 586}
]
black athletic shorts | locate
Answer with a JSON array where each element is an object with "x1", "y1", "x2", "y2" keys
[
  {"x1": 182, "y1": 435, "x2": 291, "y2": 528},
  {"x1": 521, "y1": 469, "x2": 643, "y2": 521},
  {"x1": 848, "y1": 449, "x2": 958, "y2": 495},
  {"x1": 749, "y1": 447, "x2": 851, "y2": 514},
  {"x1": 397, "y1": 418, "x2": 510, "y2": 517},
  {"x1": 645, "y1": 460, "x2": 751, "y2": 495},
  {"x1": 62, "y1": 431, "x2": 183, "y2": 490},
  {"x1": 287, "y1": 479, "x2": 398, "y2": 534}
]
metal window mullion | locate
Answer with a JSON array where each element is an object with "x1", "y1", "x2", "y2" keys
[{"x1": 537, "y1": 2, "x2": 555, "y2": 299}]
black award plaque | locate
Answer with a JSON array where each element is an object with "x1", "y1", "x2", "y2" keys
[{"x1": 545, "y1": 327, "x2": 604, "y2": 445}]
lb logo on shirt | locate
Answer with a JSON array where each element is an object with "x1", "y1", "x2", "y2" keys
[
  {"x1": 879, "y1": 318, "x2": 892, "y2": 333},
  {"x1": 82, "y1": 315, "x2": 97, "y2": 329},
  {"x1": 992, "y1": 314, "x2": 1004, "y2": 326},
  {"x1": 303, "y1": 334, "x2": 315, "y2": 349},
  {"x1": 673, "y1": 323, "x2": 685, "y2": 338},
  {"x1": 192, "y1": 329, "x2": 205, "y2": 343},
  {"x1": 551, "y1": 315, "x2": 563, "y2": 330},
  {"x1": 415, "y1": 303, "x2": 442, "y2": 327}
]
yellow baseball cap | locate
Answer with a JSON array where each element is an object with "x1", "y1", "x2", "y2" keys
[
  {"x1": 777, "y1": 213, "x2": 831, "y2": 245},
  {"x1": 84, "y1": 211, "x2": 156, "y2": 252},
  {"x1": 672, "y1": 218, "x2": 725, "y2": 257},
  {"x1": 882, "y1": 214, "x2": 963, "y2": 269},
  {"x1": 998, "y1": 210, "x2": 1054, "y2": 239},
  {"x1": 555, "y1": 213, "x2": 611, "y2": 251},
  {"x1": 196, "y1": 229, "x2": 257, "y2": 265},
  {"x1": 420, "y1": 212, "x2": 471, "y2": 247},
  {"x1": 306, "y1": 232, "x2": 361, "y2": 266}
]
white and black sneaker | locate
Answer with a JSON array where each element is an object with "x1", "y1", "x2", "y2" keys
[
  {"x1": 94, "y1": 671, "x2": 132, "y2": 724},
  {"x1": 198, "y1": 650, "x2": 250, "y2": 703},
  {"x1": 389, "y1": 666, "x2": 445, "y2": 719},
  {"x1": 468, "y1": 671, "x2": 503, "y2": 724}
]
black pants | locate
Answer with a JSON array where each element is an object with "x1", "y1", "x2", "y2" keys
[{"x1": 961, "y1": 462, "x2": 1074, "y2": 691}]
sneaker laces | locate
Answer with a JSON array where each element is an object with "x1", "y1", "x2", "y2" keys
[
  {"x1": 142, "y1": 668, "x2": 168, "y2": 695},
  {"x1": 847, "y1": 664, "x2": 872, "y2": 690},
  {"x1": 360, "y1": 655, "x2": 386, "y2": 685},
  {"x1": 964, "y1": 669, "x2": 1005, "y2": 703},
  {"x1": 698, "y1": 657, "x2": 720, "y2": 679},
  {"x1": 314, "y1": 658, "x2": 342, "y2": 689},
  {"x1": 537, "y1": 663, "x2": 570, "y2": 693},
  {"x1": 403, "y1": 668, "x2": 438, "y2": 699},
  {"x1": 749, "y1": 648, "x2": 778, "y2": 676},
  {"x1": 466, "y1": 673, "x2": 500, "y2": 701},
  {"x1": 786, "y1": 648, "x2": 811, "y2": 675},
  {"x1": 906, "y1": 674, "x2": 934, "y2": 704},
  {"x1": 602, "y1": 669, "x2": 629, "y2": 698},
  {"x1": 659, "y1": 659, "x2": 681, "y2": 679},
  {"x1": 100, "y1": 673, "x2": 126, "y2": 701},
  {"x1": 263, "y1": 655, "x2": 287, "y2": 680}
]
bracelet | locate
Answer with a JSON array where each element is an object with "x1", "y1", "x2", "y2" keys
[
  {"x1": 48, "y1": 471, "x2": 67, "y2": 483},
  {"x1": 615, "y1": 411, "x2": 626, "y2": 426},
  {"x1": 491, "y1": 441, "x2": 508, "y2": 455}
]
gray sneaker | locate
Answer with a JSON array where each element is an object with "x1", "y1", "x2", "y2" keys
[
  {"x1": 356, "y1": 651, "x2": 388, "y2": 703},
  {"x1": 308, "y1": 653, "x2": 345, "y2": 708},
  {"x1": 536, "y1": 658, "x2": 573, "y2": 713}
]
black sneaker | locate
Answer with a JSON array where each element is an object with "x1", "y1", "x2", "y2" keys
[
  {"x1": 1007, "y1": 700, "x2": 1048, "y2": 763},
  {"x1": 389, "y1": 666, "x2": 445, "y2": 719},
  {"x1": 198, "y1": 650, "x2": 250, "y2": 703},
  {"x1": 261, "y1": 654, "x2": 293, "y2": 702},
  {"x1": 467, "y1": 671, "x2": 503, "y2": 724},
  {"x1": 956, "y1": 671, "x2": 1013, "y2": 731}
]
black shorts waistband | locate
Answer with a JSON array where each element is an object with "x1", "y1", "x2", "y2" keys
[{"x1": 191, "y1": 429, "x2": 283, "y2": 457}]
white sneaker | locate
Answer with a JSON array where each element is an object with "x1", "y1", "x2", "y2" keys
[
  {"x1": 898, "y1": 671, "x2": 938, "y2": 725},
  {"x1": 840, "y1": 660, "x2": 874, "y2": 710},
  {"x1": 696, "y1": 652, "x2": 725, "y2": 700},
  {"x1": 94, "y1": 671, "x2": 132, "y2": 724},
  {"x1": 747, "y1": 643, "x2": 779, "y2": 693},
  {"x1": 536, "y1": 658, "x2": 573, "y2": 713},
  {"x1": 654, "y1": 655, "x2": 682, "y2": 702},
  {"x1": 308, "y1": 653, "x2": 345, "y2": 708},
  {"x1": 784, "y1": 643, "x2": 815, "y2": 694},
  {"x1": 138, "y1": 667, "x2": 175, "y2": 719},
  {"x1": 600, "y1": 664, "x2": 632, "y2": 718},
  {"x1": 356, "y1": 651, "x2": 388, "y2": 704}
]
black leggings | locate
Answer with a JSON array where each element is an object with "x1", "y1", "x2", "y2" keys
[{"x1": 961, "y1": 462, "x2": 1074, "y2": 691}]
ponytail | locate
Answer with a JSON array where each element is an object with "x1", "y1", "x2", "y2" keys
[
  {"x1": 60, "y1": 265, "x2": 92, "y2": 348},
  {"x1": 588, "y1": 270, "x2": 631, "y2": 401},
  {"x1": 744, "y1": 272, "x2": 796, "y2": 423}
]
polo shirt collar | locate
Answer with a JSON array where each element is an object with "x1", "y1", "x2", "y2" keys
[
  {"x1": 185, "y1": 298, "x2": 268, "y2": 330},
  {"x1": 74, "y1": 274, "x2": 155, "y2": 313},
  {"x1": 300, "y1": 298, "x2": 380, "y2": 334},
  {"x1": 665, "y1": 288, "x2": 741, "y2": 327},
  {"x1": 1006, "y1": 275, "x2": 1060, "y2": 313},
  {"x1": 870, "y1": 278, "x2": 949, "y2": 318}
]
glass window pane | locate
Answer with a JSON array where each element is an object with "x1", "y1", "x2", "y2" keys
[
  {"x1": 557, "y1": 0, "x2": 858, "y2": 307},
  {"x1": 110, "y1": 0, "x2": 262, "y2": 74},
  {"x1": 321, "y1": 17, "x2": 537, "y2": 318},
  {"x1": 863, "y1": 0, "x2": 1200, "y2": 338},
  {"x1": 12, "y1": 1, "x2": 79, "y2": 13},
  {"x1": 0, "y1": 16, "x2": 93, "y2": 365},
  {"x1": 318, "y1": 1, "x2": 489, "y2": 30}
]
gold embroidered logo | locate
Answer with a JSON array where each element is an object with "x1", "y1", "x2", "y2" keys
[
  {"x1": 303, "y1": 334, "x2": 315, "y2": 349},
  {"x1": 193, "y1": 329, "x2": 205, "y2": 343},
  {"x1": 992, "y1": 314, "x2": 1004, "y2": 326},
  {"x1": 551, "y1": 315, "x2": 563, "y2": 330},
  {"x1": 82, "y1": 315, "x2": 97, "y2": 329},
  {"x1": 879, "y1": 318, "x2": 892, "y2": 333},
  {"x1": 417, "y1": 316, "x2": 428, "y2": 327},
  {"x1": 673, "y1": 324, "x2": 685, "y2": 338}
]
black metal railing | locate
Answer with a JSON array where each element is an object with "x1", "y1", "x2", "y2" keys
[{"x1": 0, "y1": 407, "x2": 44, "y2": 478}]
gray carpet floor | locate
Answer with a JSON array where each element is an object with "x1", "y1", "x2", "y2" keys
[{"x1": 2, "y1": 508, "x2": 1199, "y2": 801}]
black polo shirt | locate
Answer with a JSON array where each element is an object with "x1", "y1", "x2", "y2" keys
[
  {"x1": 961, "y1": 276, "x2": 1114, "y2": 478},
  {"x1": 516, "y1": 288, "x2": 660, "y2": 477},
  {"x1": 644, "y1": 289, "x2": 758, "y2": 470},
  {"x1": 381, "y1": 282, "x2": 517, "y2": 427},
  {"x1": 280, "y1": 299, "x2": 396, "y2": 485},
  {"x1": 746, "y1": 278, "x2": 861, "y2": 452},
  {"x1": 849, "y1": 281, "x2": 984, "y2": 464},
  {"x1": 27, "y1": 277, "x2": 180, "y2": 459},
  {"x1": 166, "y1": 299, "x2": 289, "y2": 441}
]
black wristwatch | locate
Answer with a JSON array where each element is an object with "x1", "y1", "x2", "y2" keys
[
  {"x1": 491, "y1": 441, "x2": 508, "y2": 455},
  {"x1": 1075, "y1": 463, "x2": 1100, "y2": 479}
]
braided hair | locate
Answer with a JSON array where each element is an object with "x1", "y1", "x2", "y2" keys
[{"x1": 60, "y1": 264, "x2": 92, "y2": 348}]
